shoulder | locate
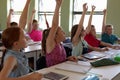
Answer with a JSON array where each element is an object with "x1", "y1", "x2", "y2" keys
[
  {"x1": 111, "y1": 34, "x2": 118, "y2": 37},
  {"x1": 4, "y1": 50, "x2": 15, "y2": 59},
  {"x1": 102, "y1": 32, "x2": 107, "y2": 36}
]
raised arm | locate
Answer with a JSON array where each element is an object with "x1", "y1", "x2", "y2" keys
[
  {"x1": 44, "y1": 12, "x2": 50, "y2": 28},
  {"x1": 27, "y1": 9, "x2": 36, "y2": 33},
  {"x1": 45, "y1": 0, "x2": 62, "y2": 53},
  {"x1": 19, "y1": 0, "x2": 31, "y2": 29},
  {"x1": 47, "y1": 0, "x2": 62, "y2": 41},
  {"x1": 72, "y1": 3, "x2": 88, "y2": 44},
  {"x1": 85, "y1": 5, "x2": 95, "y2": 34},
  {"x1": 102, "y1": 9, "x2": 107, "y2": 33},
  {"x1": 7, "y1": 9, "x2": 14, "y2": 28}
]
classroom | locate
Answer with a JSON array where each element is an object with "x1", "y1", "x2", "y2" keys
[{"x1": 0, "y1": 0, "x2": 120, "y2": 80}]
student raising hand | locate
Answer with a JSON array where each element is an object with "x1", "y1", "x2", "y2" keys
[{"x1": 7, "y1": 9, "x2": 14, "y2": 28}]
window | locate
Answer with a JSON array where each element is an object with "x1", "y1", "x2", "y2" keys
[
  {"x1": 10, "y1": 0, "x2": 26, "y2": 23},
  {"x1": 72, "y1": 0, "x2": 107, "y2": 33},
  {"x1": 38, "y1": 0, "x2": 61, "y2": 30}
]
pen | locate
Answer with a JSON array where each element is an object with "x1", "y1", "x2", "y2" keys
[{"x1": 28, "y1": 66, "x2": 35, "y2": 72}]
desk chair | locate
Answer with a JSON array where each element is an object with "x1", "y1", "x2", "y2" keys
[
  {"x1": 0, "y1": 64, "x2": 2, "y2": 71},
  {"x1": 36, "y1": 56, "x2": 46, "y2": 70}
]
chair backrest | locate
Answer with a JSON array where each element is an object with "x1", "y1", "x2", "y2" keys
[
  {"x1": 0, "y1": 64, "x2": 2, "y2": 71},
  {"x1": 36, "y1": 56, "x2": 46, "y2": 70}
]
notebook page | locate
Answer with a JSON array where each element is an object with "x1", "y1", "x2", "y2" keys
[{"x1": 55, "y1": 61, "x2": 92, "y2": 74}]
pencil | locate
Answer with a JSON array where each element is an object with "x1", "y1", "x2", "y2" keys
[{"x1": 28, "y1": 66, "x2": 35, "y2": 72}]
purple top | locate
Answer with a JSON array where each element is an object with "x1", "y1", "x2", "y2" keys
[{"x1": 46, "y1": 44, "x2": 66, "y2": 67}]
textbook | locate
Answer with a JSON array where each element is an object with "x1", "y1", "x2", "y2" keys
[{"x1": 55, "y1": 61, "x2": 92, "y2": 74}]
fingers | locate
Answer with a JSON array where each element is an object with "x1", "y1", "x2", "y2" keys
[
  {"x1": 103, "y1": 9, "x2": 107, "y2": 14},
  {"x1": 92, "y1": 5, "x2": 96, "y2": 11},
  {"x1": 10, "y1": 9, "x2": 14, "y2": 14},
  {"x1": 30, "y1": 72, "x2": 43, "y2": 80},
  {"x1": 83, "y1": 3, "x2": 88, "y2": 11},
  {"x1": 56, "y1": 0, "x2": 62, "y2": 6},
  {"x1": 68, "y1": 56, "x2": 78, "y2": 62}
]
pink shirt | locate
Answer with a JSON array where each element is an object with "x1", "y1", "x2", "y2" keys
[
  {"x1": 29, "y1": 30, "x2": 42, "y2": 41},
  {"x1": 84, "y1": 33, "x2": 101, "y2": 47},
  {"x1": 46, "y1": 44, "x2": 66, "y2": 67}
]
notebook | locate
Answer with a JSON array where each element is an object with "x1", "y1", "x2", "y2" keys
[
  {"x1": 55, "y1": 61, "x2": 91, "y2": 74},
  {"x1": 44, "y1": 72, "x2": 68, "y2": 80},
  {"x1": 90, "y1": 58, "x2": 119, "y2": 67},
  {"x1": 83, "y1": 51, "x2": 106, "y2": 60}
]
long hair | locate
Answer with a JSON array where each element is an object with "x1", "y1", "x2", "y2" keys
[
  {"x1": 71, "y1": 24, "x2": 81, "y2": 42},
  {"x1": 0, "y1": 27, "x2": 21, "y2": 70},
  {"x1": 42, "y1": 28, "x2": 51, "y2": 55},
  {"x1": 71, "y1": 24, "x2": 84, "y2": 42}
]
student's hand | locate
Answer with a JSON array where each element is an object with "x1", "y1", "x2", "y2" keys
[
  {"x1": 112, "y1": 45, "x2": 120, "y2": 50},
  {"x1": 9, "y1": 9, "x2": 14, "y2": 15},
  {"x1": 103, "y1": 9, "x2": 107, "y2": 15},
  {"x1": 83, "y1": 3, "x2": 88, "y2": 12},
  {"x1": 67, "y1": 56, "x2": 78, "y2": 62},
  {"x1": 28, "y1": 72, "x2": 43, "y2": 80},
  {"x1": 56, "y1": 0, "x2": 62, "y2": 7},
  {"x1": 101, "y1": 47, "x2": 109, "y2": 51},
  {"x1": 91, "y1": 5, "x2": 96, "y2": 12}
]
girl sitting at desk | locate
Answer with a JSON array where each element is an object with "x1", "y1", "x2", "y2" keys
[
  {"x1": 42, "y1": 0, "x2": 77, "y2": 67},
  {"x1": 71, "y1": 4, "x2": 108, "y2": 57},
  {"x1": 27, "y1": 9, "x2": 43, "y2": 42},
  {"x1": 0, "y1": 0, "x2": 42, "y2": 80}
]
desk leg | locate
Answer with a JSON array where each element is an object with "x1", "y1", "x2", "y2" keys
[{"x1": 34, "y1": 50, "x2": 37, "y2": 70}]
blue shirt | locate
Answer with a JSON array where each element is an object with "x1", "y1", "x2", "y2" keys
[
  {"x1": 101, "y1": 33, "x2": 118, "y2": 44},
  {"x1": 4, "y1": 49, "x2": 29, "y2": 77}
]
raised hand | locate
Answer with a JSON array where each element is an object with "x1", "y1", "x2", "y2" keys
[
  {"x1": 56, "y1": 0, "x2": 62, "y2": 7},
  {"x1": 83, "y1": 3, "x2": 88, "y2": 12},
  {"x1": 103, "y1": 9, "x2": 107, "y2": 15},
  {"x1": 91, "y1": 5, "x2": 96, "y2": 11},
  {"x1": 9, "y1": 9, "x2": 14, "y2": 15}
]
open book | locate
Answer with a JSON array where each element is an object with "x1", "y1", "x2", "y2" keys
[
  {"x1": 55, "y1": 61, "x2": 92, "y2": 74},
  {"x1": 83, "y1": 51, "x2": 106, "y2": 60}
]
